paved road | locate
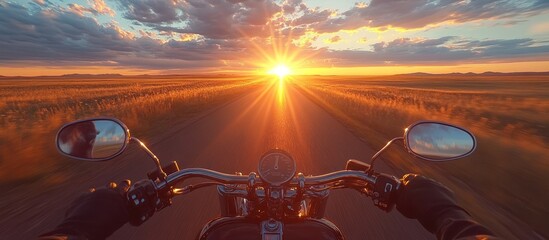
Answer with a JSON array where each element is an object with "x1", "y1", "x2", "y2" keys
[{"x1": 6, "y1": 80, "x2": 433, "y2": 239}]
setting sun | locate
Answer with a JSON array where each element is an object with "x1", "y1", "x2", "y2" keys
[{"x1": 268, "y1": 64, "x2": 291, "y2": 78}]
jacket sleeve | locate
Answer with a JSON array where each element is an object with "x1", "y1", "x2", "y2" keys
[
  {"x1": 38, "y1": 234, "x2": 86, "y2": 240},
  {"x1": 434, "y1": 207, "x2": 496, "y2": 240}
]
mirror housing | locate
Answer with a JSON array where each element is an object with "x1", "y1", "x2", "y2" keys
[
  {"x1": 404, "y1": 121, "x2": 476, "y2": 161},
  {"x1": 56, "y1": 117, "x2": 130, "y2": 161}
]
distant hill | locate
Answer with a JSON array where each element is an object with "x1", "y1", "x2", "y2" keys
[
  {"x1": 402, "y1": 71, "x2": 549, "y2": 76},
  {"x1": 1, "y1": 72, "x2": 548, "y2": 78},
  {"x1": 61, "y1": 73, "x2": 124, "y2": 78}
]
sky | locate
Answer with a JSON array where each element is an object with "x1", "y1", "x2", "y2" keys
[{"x1": 0, "y1": 0, "x2": 548, "y2": 76}]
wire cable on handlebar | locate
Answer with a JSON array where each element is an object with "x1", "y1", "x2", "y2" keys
[{"x1": 177, "y1": 182, "x2": 222, "y2": 195}]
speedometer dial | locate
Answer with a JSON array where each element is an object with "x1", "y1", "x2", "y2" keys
[{"x1": 258, "y1": 149, "x2": 296, "y2": 186}]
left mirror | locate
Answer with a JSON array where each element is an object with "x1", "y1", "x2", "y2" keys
[{"x1": 56, "y1": 118, "x2": 130, "y2": 161}]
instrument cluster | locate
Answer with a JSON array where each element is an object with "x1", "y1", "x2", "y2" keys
[{"x1": 257, "y1": 149, "x2": 296, "y2": 186}]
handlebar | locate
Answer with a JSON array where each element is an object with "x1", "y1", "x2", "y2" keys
[
  {"x1": 154, "y1": 168, "x2": 379, "y2": 191},
  {"x1": 129, "y1": 168, "x2": 400, "y2": 225}
]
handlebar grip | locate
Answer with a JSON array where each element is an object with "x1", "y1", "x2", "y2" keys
[
  {"x1": 371, "y1": 173, "x2": 400, "y2": 212},
  {"x1": 127, "y1": 179, "x2": 158, "y2": 226}
]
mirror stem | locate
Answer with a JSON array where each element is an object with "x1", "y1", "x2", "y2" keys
[
  {"x1": 131, "y1": 137, "x2": 167, "y2": 181},
  {"x1": 369, "y1": 137, "x2": 403, "y2": 172}
]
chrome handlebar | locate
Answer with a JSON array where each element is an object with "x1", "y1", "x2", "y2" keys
[
  {"x1": 126, "y1": 168, "x2": 397, "y2": 226},
  {"x1": 154, "y1": 168, "x2": 378, "y2": 191}
]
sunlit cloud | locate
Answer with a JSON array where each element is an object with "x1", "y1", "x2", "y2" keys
[
  {"x1": 68, "y1": 0, "x2": 114, "y2": 16},
  {"x1": 324, "y1": 35, "x2": 342, "y2": 44}
]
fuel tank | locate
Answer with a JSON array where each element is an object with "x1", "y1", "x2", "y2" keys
[{"x1": 198, "y1": 217, "x2": 344, "y2": 240}]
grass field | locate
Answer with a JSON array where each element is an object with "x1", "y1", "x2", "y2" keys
[
  {"x1": 0, "y1": 75, "x2": 261, "y2": 187},
  {"x1": 293, "y1": 74, "x2": 549, "y2": 239},
  {"x1": 1, "y1": 74, "x2": 547, "y2": 238}
]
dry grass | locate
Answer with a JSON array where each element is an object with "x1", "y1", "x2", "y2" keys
[
  {"x1": 293, "y1": 74, "x2": 549, "y2": 239},
  {"x1": 0, "y1": 75, "x2": 261, "y2": 186}
]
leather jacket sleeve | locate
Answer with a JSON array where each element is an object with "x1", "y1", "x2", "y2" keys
[
  {"x1": 435, "y1": 207, "x2": 495, "y2": 240},
  {"x1": 397, "y1": 174, "x2": 496, "y2": 240},
  {"x1": 38, "y1": 235, "x2": 84, "y2": 240}
]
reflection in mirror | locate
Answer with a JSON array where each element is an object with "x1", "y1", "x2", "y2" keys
[
  {"x1": 57, "y1": 120, "x2": 127, "y2": 160},
  {"x1": 406, "y1": 122, "x2": 475, "y2": 161}
]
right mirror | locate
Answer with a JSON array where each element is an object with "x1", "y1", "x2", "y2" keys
[{"x1": 404, "y1": 121, "x2": 476, "y2": 161}]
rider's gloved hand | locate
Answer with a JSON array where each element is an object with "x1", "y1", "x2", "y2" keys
[
  {"x1": 396, "y1": 174, "x2": 495, "y2": 239},
  {"x1": 40, "y1": 180, "x2": 131, "y2": 240},
  {"x1": 396, "y1": 174, "x2": 468, "y2": 232}
]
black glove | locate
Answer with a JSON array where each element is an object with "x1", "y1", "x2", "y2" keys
[
  {"x1": 41, "y1": 180, "x2": 131, "y2": 240},
  {"x1": 396, "y1": 174, "x2": 469, "y2": 233}
]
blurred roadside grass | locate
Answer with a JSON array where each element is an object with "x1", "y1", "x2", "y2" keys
[
  {"x1": 0, "y1": 75, "x2": 261, "y2": 189},
  {"x1": 293, "y1": 75, "x2": 549, "y2": 239}
]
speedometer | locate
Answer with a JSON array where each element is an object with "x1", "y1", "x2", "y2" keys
[{"x1": 258, "y1": 149, "x2": 296, "y2": 186}]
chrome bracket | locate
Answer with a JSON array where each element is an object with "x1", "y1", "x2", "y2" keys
[
  {"x1": 247, "y1": 172, "x2": 258, "y2": 201},
  {"x1": 261, "y1": 219, "x2": 283, "y2": 240},
  {"x1": 131, "y1": 137, "x2": 167, "y2": 181}
]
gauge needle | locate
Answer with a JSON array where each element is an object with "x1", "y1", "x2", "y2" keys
[{"x1": 274, "y1": 156, "x2": 279, "y2": 170}]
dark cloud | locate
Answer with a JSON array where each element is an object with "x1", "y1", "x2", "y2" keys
[
  {"x1": 150, "y1": 0, "x2": 282, "y2": 39},
  {"x1": 117, "y1": 0, "x2": 283, "y2": 39},
  {"x1": 320, "y1": 37, "x2": 549, "y2": 66},
  {"x1": 117, "y1": 0, "x2": 185, "y2": 23},
  {"x1": 312, "y1": 0, "x2": 549, "y2": 32},
  {"x1": 292, "y1": 8, "x2": 332, "y2": 26},
  {"x1": 0, "y1": 2, "x2": 249, "y2": 69},
  {"x1": 281, "y1": 0, "x2": 305, "y2": 14},
  {"x1": 0, "y1": 3, "x2": 131, "y2": 61},
  {"x1": 115, "y1": 1, "x2": 319, "y2": 39}
]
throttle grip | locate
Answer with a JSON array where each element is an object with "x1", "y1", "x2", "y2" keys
[{"x1": 371, "y1": 173, "x2": 400, "y2": 212}]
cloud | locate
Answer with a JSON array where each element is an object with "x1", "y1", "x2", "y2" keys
[
  {"x1": 325, "y1": 35, "x2": 342, "y2": 44},
  {"x1": 292, "y1": 8, "x2": 332, "y2": 26},
  {"x1": 68, "y1": 0, "x2": 114, "y2": 16},
  {"x1": 0, "y1": 3, "x2": 131, "y2": 61},
  {"x1": 33, "y1": 0, "x2": 46, "y2": 6},
  {"x1": 90, "y1": 0, "x2": 115, "y2": 16},
  {"x1": 281, "y1": 0, "x2": 305, "y2": 14},
  {"x1": 318, "y1": 36, "x2": 549, "y2": 66},
  {"x1": 155, "y1": 0, "x2": 281, "y2": 39},
  {"x1": 311, "y1": 0, "x2": 549, "y2": 32},
  {"x1": 1, "y1": 1, "x2": 548, "y2": 72},
  {"x1": 119, "y1": 0, "x2": 283, "y2": 39},
  {"x1": 117, "y1": 0, "x2": 184, "y2": 23},
  {"x1": 0, "y1": 3, "x2": 247, "y2": 69}
]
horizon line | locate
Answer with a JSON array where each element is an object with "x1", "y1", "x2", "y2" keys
[{"x1": 2, "y1": 71, "x2": 549, "y2": 78}]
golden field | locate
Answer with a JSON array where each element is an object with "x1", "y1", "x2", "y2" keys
[
  {"x1": 0, "y1": 75, "x2": 261, "y2": 187},
  {"x1": 0, "y1": 73, "x2": 547, "y2": 239},
  {"x1": 293, "y1": 74, "x2": 549, "y2": 238}
]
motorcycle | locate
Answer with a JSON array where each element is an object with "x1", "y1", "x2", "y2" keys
[{"x1": 55, "y1": 117, "x2": 476, "y2": 240}]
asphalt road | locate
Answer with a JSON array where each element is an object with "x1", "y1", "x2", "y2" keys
[{"x1": 5, "y1": 80, "x2": 433, "y2": 239}]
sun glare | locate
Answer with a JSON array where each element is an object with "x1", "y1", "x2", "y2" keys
[{"x1": 268, "y1": 64, "x2": 291, "y2": 78}]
